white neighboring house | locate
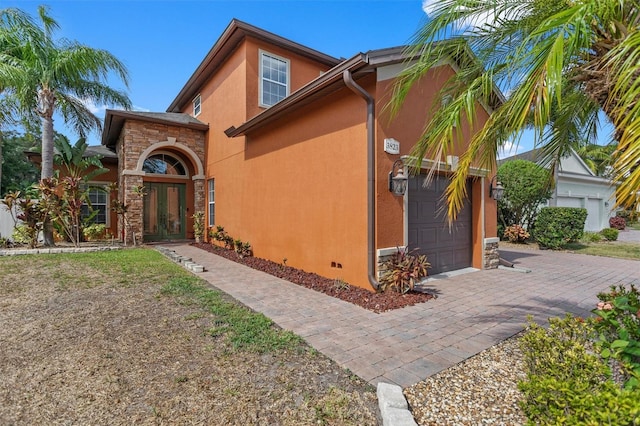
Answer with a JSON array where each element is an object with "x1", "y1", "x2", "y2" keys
[
  {"x1": 500, "y1": 148, "x2": 616, "y2": 232},
  {"x1": 0, "y1": 204, "x2": 20, "y2": 239}
]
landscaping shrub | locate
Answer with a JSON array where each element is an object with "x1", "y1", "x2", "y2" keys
[
  {"x1": 601, "y1": 227, "x2": 620, "y2": 241},
  {"x1": 502, "y1": 224, "x2": 530, "y2": 243},
  {"x1": 534, "y1": 207, "x2": 587, "y2": 249},
  {"x1": 497, "y1": 160, "x2": 553, "y2": 231},
  {"x1": 378, "y1": 247, "x2": 429, "y2": 294},
  {"x1": 593, "y1": 285, "x2": 640, "y2": 390},
  {"x1": 519, "y1": 315, "x2": 640, "y2": 425},
  {"x1": 582, "y1": 231, "x2": 603, "y2": 243},
  {"x1": 83, "y1": 223, "x2": 107, "y2": 241},
  {"x1": 610, "y1": 216, "x2": 627, "y2": 230}
]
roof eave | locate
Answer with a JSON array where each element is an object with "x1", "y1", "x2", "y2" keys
[{"x1": 101, "y1": 110, "x2": 209, "y2": 148}]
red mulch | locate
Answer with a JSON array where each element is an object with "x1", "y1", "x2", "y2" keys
[{"x1": 191, "y1": 243, "x2": 435, "y2": 313}]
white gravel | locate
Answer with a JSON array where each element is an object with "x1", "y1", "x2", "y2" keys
[{"x1": 404, "y1": 334, "x2": 527, "y2": 426}]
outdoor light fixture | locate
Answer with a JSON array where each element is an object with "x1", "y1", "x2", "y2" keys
[
  {"x1": 388, "y1": 159, "x2": 408, "y2": 196},
  {"x1": 489, "y1": 175, "x2": 504, "y2": 201}
]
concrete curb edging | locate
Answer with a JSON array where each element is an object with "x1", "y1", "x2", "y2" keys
[
  {"x1": 377, "y1": 382, "x2": 418, "y2": 426},
  {"x1": 0, "y1": 246, "x2": 122, "y2": 256},
  {"x1": 156, "y1": 246, "x2": 205, "y2": 273}
]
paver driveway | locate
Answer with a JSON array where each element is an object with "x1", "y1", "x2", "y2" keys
[{"x1": 167, "y1": 244, "x2": 640, "y2": 387}]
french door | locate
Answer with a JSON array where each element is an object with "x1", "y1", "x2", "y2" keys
[{"x1": 143, "y1": 182, "x2": 186, "y2": 241}]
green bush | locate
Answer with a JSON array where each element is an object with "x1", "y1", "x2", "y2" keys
[
  {"x1": 593, "y1": 285, "x2": 640, "y2": 390},
  {"x1": 582, "y1": 231, "x2": 603, "y2": 243},
  {"x1": 601, "y1": 227, "x2": 620, "y2": 241},
  {"x1": 12, "y1": 224, "x2": 35, "y2": 246},
  {"x1": 82, "y1": 223, "x2": 107, "y2": 241},
  {"x1": 534, "y1": 207, "x2": 587, "y2": 249},
  {"x1": 519, "y1": 315, "x2": 640, "y2": 425}
]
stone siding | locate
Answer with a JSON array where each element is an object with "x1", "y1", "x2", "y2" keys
[
  {"x1": 115, "y1": 119, "x2": 206, "y2": 244},
  {"x1": 483, "y1": 237, "x2": 500, "y2": 269}
]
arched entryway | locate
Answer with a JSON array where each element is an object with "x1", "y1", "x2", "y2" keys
[{"x1": 142, "y1": 152, "x2": 189, "y2": 241}]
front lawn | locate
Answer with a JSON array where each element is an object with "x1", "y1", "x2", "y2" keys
[
  {"x1": 564, "y1": 241, "x2": 640, "y2": 260},
  {"x1": 0, "y1": 249, "x2": 378, "y2": 425}
]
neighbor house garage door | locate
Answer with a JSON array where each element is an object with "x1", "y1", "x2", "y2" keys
[{"x1": 408, "y1": 174, "x2": 472, "y2": 275}]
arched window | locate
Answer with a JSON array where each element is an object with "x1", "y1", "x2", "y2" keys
[{"x1": 142, "y1": 153, "x2": 187, "y2": 175}]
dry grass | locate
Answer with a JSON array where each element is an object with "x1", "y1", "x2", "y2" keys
[{"x1": 0, "y1": 249, "x2": 378, "y2": 425}]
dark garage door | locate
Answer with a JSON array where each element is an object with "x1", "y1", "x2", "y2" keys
[{"x1": 408, "y1": 174, "x2": 472, "y2": 275}]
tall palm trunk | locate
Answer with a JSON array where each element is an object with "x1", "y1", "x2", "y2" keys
[{"x1": 39, "y1": 89, "x2": 56, "y2": 246}]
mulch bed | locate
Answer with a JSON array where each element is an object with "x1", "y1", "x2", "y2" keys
[{"x1": 192, "y1": 243, "x2": 435, "y2": 313}]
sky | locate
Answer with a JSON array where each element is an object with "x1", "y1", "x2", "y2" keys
[{"x1": 2, "y1": 0, "x2": 565, "y2": 157}]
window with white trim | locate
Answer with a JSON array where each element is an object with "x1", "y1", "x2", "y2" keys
[
  {"x1": 259, "y1": 51, "x2": 289, "y2": 107},
  {"x1": 193, "y1": 94, "x2": 201, "y2": 117},
  {"x1": 208, "y1": 178, "x2": 215, "y2": 226},
  {"x1": 82, "y1": 186, "x2": 109, "y2": 225}
]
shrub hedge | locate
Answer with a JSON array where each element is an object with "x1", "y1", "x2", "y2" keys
[
  {"x1": 519, "y1": 315, "x2": 640, "y2": 425},
  {"x1": 601, "y1": 227, "x2": 620, "y2": 241},
  {"x1": 534, "y1": 207, "x2": 587, "y2": 249}
]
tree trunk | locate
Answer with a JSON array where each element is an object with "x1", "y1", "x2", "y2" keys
[
  {"x1": 40, "y1": 114, "x2": 55, "y2": 180},
  {"x1": 40, "y1": 101, "x2": 56, "y2": 246}
]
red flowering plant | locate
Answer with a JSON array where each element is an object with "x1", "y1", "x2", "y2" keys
[{"x1": 592, "y1": 284, "x2": 640, "y2": 389}]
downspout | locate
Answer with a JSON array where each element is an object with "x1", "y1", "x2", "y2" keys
[{"x1": 343, "y1": 70, "x2": 380, "y2": 291}]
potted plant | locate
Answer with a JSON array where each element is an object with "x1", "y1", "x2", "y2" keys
[{"x1": 192, "y1": 211, "x2": 205, "y2": 243}]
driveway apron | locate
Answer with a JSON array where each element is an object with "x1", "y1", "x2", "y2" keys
[{"x1": 166, "y1": 244, "x2": 640, "y2": 388}]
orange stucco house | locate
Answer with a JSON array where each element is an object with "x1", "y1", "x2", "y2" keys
[{"x1": 99, "y1": 20, "x2": 501, "y2": 291}]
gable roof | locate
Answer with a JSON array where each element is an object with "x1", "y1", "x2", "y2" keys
[
  {"x1": 167, "y1": 19, "x2": 341, "y2": 113},
  {"x1": 499, "y1": 147, "x2": 596, "y2": 177},
  {"x1": 101, "y1": 110, "x2": 208, "y2": 149}
]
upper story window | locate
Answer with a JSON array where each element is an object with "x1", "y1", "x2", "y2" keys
[
  {"x1": 143, "y1": 153, "x2": 187, "y2": 176},
  {"x1": 193, "y1": 94, "x2": 201, "y2": 117},
  {"x1": 260, "y1": 50, "x2": 289, "y2": 107}
]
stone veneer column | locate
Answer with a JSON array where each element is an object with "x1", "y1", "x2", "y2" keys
[
  {"x1": 483, "y1": 237, "x2": 500, "y2": 269},
  {"x1": 193, "y1": 178, "x2": 205, "y2": 214},
  {"x1": 122, "y1": 174, "x2": 144, "y2": 245}
]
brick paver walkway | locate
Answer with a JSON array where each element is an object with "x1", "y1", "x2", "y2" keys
[{"x1": 165, "y1": 244, "x2": 640, "y2": 387}]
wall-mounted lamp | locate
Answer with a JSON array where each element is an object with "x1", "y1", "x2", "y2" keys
[
  {"x1": 388, "y1": 159, "x2": 408, "y2": 196},
  {"x1": 489, "y1": 175, "x2": 504, "y2": 201}
]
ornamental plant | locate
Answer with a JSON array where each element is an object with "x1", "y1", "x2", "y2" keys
[
  {"x1": 83, "y1": 223, "x2": 107, "y2": 241},
  {"x1": 210, "y1": 225, "x2": 234, "y2": 249},
  {"x1": 378, "y1": 247, "x2": 429, "y2": 294},
  {"x1": 609, "y1": 216, "x2": 627, "y2": 230},
  {"x1": 519, "y1": 315, "x2": 640, "y2": 424},
  {"x1": 192, "y1": 211, "x2": 205, "y2": 243},
  {"x1": 600, "y1": 227, "x2": 619, "y2": 241},
  {"x1": 502, "y1": 224, "x2": 530, "y2": 243},
  {"x1": 592, "y1": 285, "x2": 640, "y2": 390}
]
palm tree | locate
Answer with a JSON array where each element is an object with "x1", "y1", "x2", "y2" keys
[
  {"x1": 0, "y1": 6, "x2": 131, "y2": 244},
  {"x1": 576, "y1": 143, "x2": 617, "y2": 177},
  {"x1": 392, "y1": 0, "x2": 640, "y2": 220}
]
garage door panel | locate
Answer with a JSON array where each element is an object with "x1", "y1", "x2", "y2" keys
[{"x1": 408, "y1": 175, "x2": 472, "y2": 275}]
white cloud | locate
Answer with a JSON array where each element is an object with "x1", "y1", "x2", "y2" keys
[
  {"x1": 81, "y1": 98, "x2": 108, "y2": 115},
  {"x1": 422, "y1": 0, "x2": 525, "y2": 34},
  {"x1": 497, "y1": 141, "x2": 523, "y2": 159},
  {"x1": 132, "y1": 105, "x2": 151, "y2": 112}
]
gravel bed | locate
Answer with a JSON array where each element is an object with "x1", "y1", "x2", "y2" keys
[{"x1": 404, "y1": 334, "x2": 527, "y2": 426}]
